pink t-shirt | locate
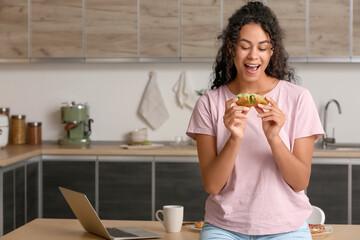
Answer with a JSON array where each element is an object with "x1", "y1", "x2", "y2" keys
[{"x1": 186, "y1": 80, "x2": 324, "y2": 235}]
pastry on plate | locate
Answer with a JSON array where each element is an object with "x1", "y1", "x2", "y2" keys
[
  {"x1": 309, "y1": 224, "x2": 326, "y2": 234},
  {"x1": 194, "y1": 221, "x2": 205, "y2": 229}
]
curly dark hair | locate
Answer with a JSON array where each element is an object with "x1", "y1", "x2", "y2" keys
[{"x1": 211, "y1": 1, "x2": 297, "y2": 89}]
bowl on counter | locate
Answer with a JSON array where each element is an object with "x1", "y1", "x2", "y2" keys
[{"x1": 130, "y1": 128, "x2": 148, "y2": 143}]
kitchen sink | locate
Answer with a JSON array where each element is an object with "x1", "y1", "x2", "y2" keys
[{"x1": 322, "y1": 143, "x2": 360, "y2": 151}]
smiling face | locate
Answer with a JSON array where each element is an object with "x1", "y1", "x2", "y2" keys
[{"x1": 233, "y1": 23, "x2": 273, "y2": 83}]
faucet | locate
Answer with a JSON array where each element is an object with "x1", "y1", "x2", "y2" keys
[{"x1": 322, "y1": 99, "x2": 342, "y2": 149}]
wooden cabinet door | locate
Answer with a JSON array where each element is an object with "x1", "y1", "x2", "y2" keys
[
  {"x1": 140, "y1": 0, "x2": 179, "y2": 57},
  {"x1": 267, "y1": 0, "x2": 307, "y2": 57},
  {"x1": 86, "y1": 0, "x2": 138, "y2": 58},
  {"x1": 0, "y1": 0, "x2": 28, "y2": 59},
  {"x1": 42, "y1": 159, "x2": 95, "y2": 218},
  {"x1": 181, "y1": 0, "x2": 220, "y2": 58},
  {"x1": 223, "y1": 0, "x2": 259, "y2": 27},
  {"x1": 309, "y1": 0, "x2": 350, "y2": 57},
  {"x1": 99, "y1": 160, "x2": 152, "y2": 220},
  {"x1": 31, "y1": 0, "x2": 82, "y2": 58},
  {"x1": 307, "y1": 164, "x2": 348, "y2": 224},
  {"x1": 155, "y1": 160, "x2": 208, "y2": 221},
  {"x1": 353, "y1": 0, "x2": 360, "y2": 56}
]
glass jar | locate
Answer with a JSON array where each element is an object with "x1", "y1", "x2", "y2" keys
[
  {"x1": 27, "y1": 122, "x2": 42, "y2": 145},
  {"x1": 11, "y1": 115, "x2": 26, "y2": 145}
]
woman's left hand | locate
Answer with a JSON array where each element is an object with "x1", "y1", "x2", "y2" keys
[{"x1": 255, "y1": 96, "x2": 286, "y2": 141}]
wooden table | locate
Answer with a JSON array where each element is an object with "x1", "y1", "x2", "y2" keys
[
  {"x1": 0, "y1": 219, "x2": 199, "y2": 240},
  {"x1": 1, "y1": 218, "x2": 360, "y2": 240}
]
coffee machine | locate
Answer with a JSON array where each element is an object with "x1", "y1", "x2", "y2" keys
[{"x1": 58, "y1": 102, "x2": 94, "y2": 147}]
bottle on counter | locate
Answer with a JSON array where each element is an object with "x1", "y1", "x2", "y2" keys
[
  {"x1": 27, "y1": 122, "x2": 42, "y2": 145},
  {"x1": 10, "y1": 115, "x2": 26, "y2": 145}
]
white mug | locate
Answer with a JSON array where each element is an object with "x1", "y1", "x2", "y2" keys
[{"x1": 155, "y1": 205, "x2": 184, "y2": 232}]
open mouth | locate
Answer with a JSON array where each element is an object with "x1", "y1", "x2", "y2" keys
[{"x1": 245, "y1": 64, "x2": 260, "y2": 73}]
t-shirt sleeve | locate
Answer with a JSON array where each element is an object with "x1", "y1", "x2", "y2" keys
[
  {"x1": 295, "y1": 89, "x2": 324, "y2": 140},
  {"x1": 186, "y1": 94, "x2": 216, "y2": 140}
]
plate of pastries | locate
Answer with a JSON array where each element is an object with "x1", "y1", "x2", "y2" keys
[
  {"x1": 309, "y1": 224, "x2": 333, "y2": 239},
  {"x1": 183, "y1": 221, "x2": 204, "y2": 231}
]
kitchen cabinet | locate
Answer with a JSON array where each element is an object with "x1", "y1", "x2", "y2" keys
[
  {"x1": 2, "y1": 168, "x2": 15, "y2": 235},
  {"x1": 31, "y1": 0, "x2": 82, "y2": 58},
  {"x1": 307, "y1": 159, "x2": 349, "y2": 224},
  {"x1": 223, "y1": 0, "x2": 245, "y2": 26},
  {"x1": 155, "y1": 157, "x2": 208, "y2": 221},
  {"x1": 42, "y1": 156, "x2": 96, "y2": 218},
  {"x1": 26, "y1": 160, "x2": 39, "y2": 223},
  {"x1": 140, "y1": 0, "x2": 179, "y2": 58},
  {"x1": 309, "y1": 0, "x2": 350, "y2": 57},
  {"x1": 1, "y1": 156, "x2": 40, "y2": 236},
  {"x1": 181, "y1": 0, "x2": 220, "y2": 58},
  {"x1": 85, "y1": 0, "x2": 138, "y2": 58},
  {"x1": 2, "y1": 164, "x2": 25, "y2": 234},
  {"x1": 0, "y1": 0, "x2": 28, "y2": 59},
  {"x1": 14, "y1": 165, "x2": 25, "y2": 229},
  {"x1": 98, "y1": 156, "x2": 152, "y2": 220},
  {"x1": 1, "y1": 0, "x2": 358, "y2": 62},
  {"x1": 354, "y1": 0, "x2": 360, "y2": 56},
  {"x1": 267, "y1": 0, "x2": 307, "y2": 58},
  {"x1": 352, "y1": 161, "x2": 360, "y2": 224}
]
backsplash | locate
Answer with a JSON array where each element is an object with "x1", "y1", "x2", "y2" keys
[{"x1": 0, "y1": 62, "x2": 359, "y2": 143}]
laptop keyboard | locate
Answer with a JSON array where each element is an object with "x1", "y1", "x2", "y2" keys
[{"x1": 106, "y1": 228, "x2": 138, "y2": 238}]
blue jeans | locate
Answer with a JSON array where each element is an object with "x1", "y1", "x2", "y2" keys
[{"x1": 199, "y1": 221, "x2": 311, "y2": 240}]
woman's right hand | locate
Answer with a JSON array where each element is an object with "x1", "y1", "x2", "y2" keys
[{"x1": 223, "y1": 98, "x2": 250, "y2": 140}]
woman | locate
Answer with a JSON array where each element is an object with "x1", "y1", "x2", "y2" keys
[{"x1": 186, "y1": 2, "x2": 324, "y2": 239}]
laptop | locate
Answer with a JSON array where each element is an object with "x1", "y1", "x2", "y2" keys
[{"x1": 59, "y1": 187, "x2": 162, "y2": 240}]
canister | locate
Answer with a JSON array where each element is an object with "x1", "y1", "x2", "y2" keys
[
  {"x1": 0, "y1": 115, "x2": 9, "y2": 148},
  {"x1": 0, "y1": 107, "x2": 10, "y2": 117},
  {"x1": 0, "y1": 108, "x2": 10, "y2": 144},
  {"x1": 11, "y1": 115, "x2": 26, "y2": 145},
  {"x1": 27, "y1": 122, "x2": 42, "y2": 145}
]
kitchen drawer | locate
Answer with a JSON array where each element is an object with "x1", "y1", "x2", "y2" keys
[
  {"x1": 42, "y1": 156, "x2": 96, "y2": 218},
  {"x1": 98, "y1": 158, "x2": 152, "y2": 220},
  {"x1": 307, "y1": 164, "x2": 348, "y2": 224},
  {"x1": 155, "y1": 159, "x2": 208, "y2": 221}
]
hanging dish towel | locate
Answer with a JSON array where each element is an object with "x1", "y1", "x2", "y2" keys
[
  {"x1": 138, "y1": 72, "x2": 169, "y2": 130},
  {"x1": 172, "y1": 71, "x2": 198, "y2": 109}
]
